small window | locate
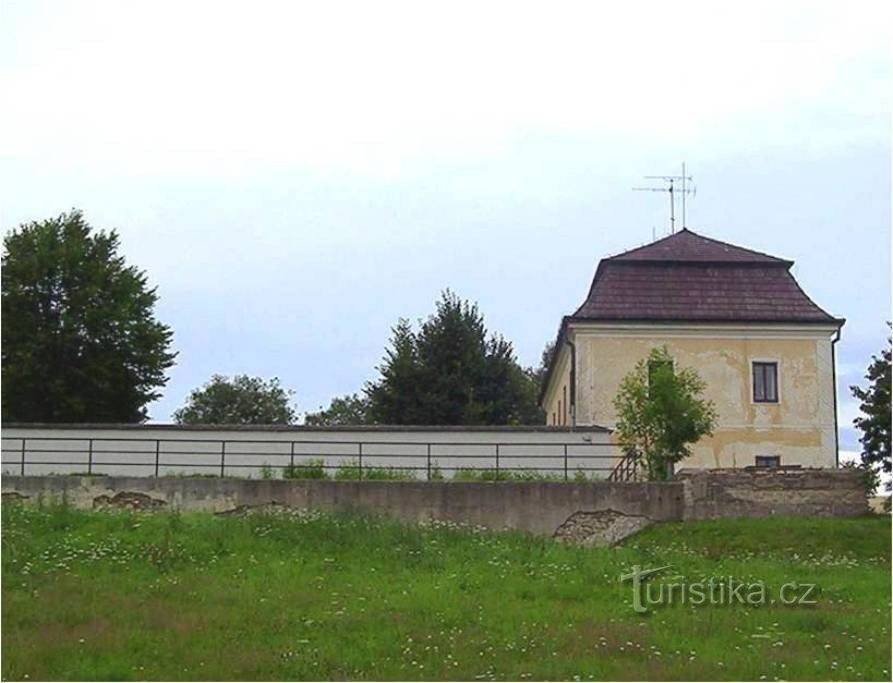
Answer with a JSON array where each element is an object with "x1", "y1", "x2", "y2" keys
[
  {"x1": 648, "y1": 359, "x2": 674, "y2": 388},
  {"x1": 562, "y1": 386, "x2": 567, "y2": 425},
  {"x1": 753, "y1": 362, "x2": 779, "y2": 403},
  {"x1": 551, "y1": 411, "x2": 556, "y2": 426},
  {"x1": 755, "y1": 455, "x2": 781, "y2": 468}
]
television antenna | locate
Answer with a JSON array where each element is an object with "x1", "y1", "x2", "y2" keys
[{"x1": 633, "y1": 163, "x2": 696, "y2": 234}]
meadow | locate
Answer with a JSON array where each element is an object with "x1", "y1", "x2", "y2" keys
[{"x1": 1, "y1": 502, "x2": 889, "y2": 681}]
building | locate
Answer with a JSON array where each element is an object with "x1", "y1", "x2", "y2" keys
[{"x1": 540, "y1": 229, "x2": 844, "y2": 469}]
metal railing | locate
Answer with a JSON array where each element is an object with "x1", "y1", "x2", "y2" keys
[
  {"x1": 607, "y1": 451, "x2": 641, "y2": 482},
  {"x1": 1, "y1": 436, "x2": 622, "y2": 481}
]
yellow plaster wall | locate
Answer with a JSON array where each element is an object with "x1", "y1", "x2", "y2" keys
[
  {"x1": 543, "y1": 346, "x2": 571, "y2": 426},
  {"x1": 575, "y1": 332, "x2": 836, "y2": 469}
]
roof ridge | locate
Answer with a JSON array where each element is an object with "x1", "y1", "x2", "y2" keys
[{"x1": 605, "y1": 228, "x2": 792, "y2": 265}]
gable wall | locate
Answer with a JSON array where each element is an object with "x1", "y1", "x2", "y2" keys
[{"x1": 570, "y1": 323, "x2": 838, "y2": 469}]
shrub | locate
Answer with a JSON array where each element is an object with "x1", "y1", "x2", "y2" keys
[
  {"x1": 283, "y1": 458, "x2": 329, "y2": 480},
  {"x1": 333, "y1": 460, "x2": 415, "y2": 481}
]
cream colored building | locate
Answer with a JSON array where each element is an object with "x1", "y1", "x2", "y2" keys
[{"x1": 541, "y1": 229, "x2": 844, "y2": 470}]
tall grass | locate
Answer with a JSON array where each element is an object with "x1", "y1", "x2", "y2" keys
[{"x1": 2, "y1": 502, "x2": 889, "y2": 681}]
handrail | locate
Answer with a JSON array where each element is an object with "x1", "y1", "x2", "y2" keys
[
  {"x1": 607, "y1": 451, "x2": 641, "y2": 482},
  {"x1": 1, "y1": 435, "x2": 622, "y2": 480}
]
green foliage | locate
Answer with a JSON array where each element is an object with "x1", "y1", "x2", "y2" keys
[
  {"x1": 2, "y1": 504, "x2": 889, "y2": 681},
  {"x1": 452, "y1": 467, "x2": 564, "y2": 482},
  {"x1": 531, "y1": 340, "x2": 557, "y2": 391},
  {"x1": 173, "y1": 374, "x2": 296, "y2": 425},
  {"x1": 282, "y1": 458, "x2": 328, "y2": 480},
  {"x1": 612, "y1": 347, "x2": 717, "y2": 480},
  {"x1": 304, "y1": 393, "x2": 371, "y2": 426},
  {"x1": 850, "y1": 329, "x2": 891, "y2": 494},
  {"x1": 1, "y1": 210, "x2": 176, "y2": 422},
  {"x1": 365, "y1": 290, "x2": 542, "y2": 425},
  {"x1": 333, "y1": 460, "x2": 415, "y2": 481}
]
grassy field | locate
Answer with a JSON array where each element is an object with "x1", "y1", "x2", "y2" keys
[{"x1": 1, "y1": 504, "x2": 889, "y2": 681}]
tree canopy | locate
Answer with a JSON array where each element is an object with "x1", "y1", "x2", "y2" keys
[
  {"x1": 612, "y1": 346, "x2": 717, "y2": 480},
  {"x1": 364, "y1": 290, "x2": 542, "y2": 425},
  {"x1": 2, "y1": 210, "x2": 175, "y2": 422},
  {"x1": 174, "y1": 375, "x2": 296, "y2": 425},
  {"x1": 851, "y1": 331, "x2": 891, "y2": 493},
  {"x1": 304, "y1": 393, "x2": 371, "y2": 426}
]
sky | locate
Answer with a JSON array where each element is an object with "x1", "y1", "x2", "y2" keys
[{"x1": 1, "y1": 0, "x2": 890, "y2": 452}]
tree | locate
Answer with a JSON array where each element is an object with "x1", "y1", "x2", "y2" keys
[
  {"x1": 612, "y1": 347, "x2": 717, "y2": 480},
  {"x1": 365, "y1": 290, "x2": 541, "y2": 425},
  {"x1": 532, "y1": 340, "x2": 557, "y2": 390},
  {"x1": 851, "y1": 331, "x2": 891, "y2": 493},
  {"x1": 174, "y1": 375, "x2": 296, "y2": 425},
  {"x1": 304, "y1": 393, "x2": 371, "y2": 426},
  {"x1": 2, "y1": 210, "x2": 175, "y2": 422}
]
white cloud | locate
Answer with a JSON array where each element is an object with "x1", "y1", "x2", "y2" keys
[{"x1": 2, "y1": 0, "x2": 890, "y2": 178}]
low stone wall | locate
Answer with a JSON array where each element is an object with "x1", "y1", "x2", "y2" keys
[
  {"x1": 677, "y1": 468, "x2": 868, "y2": 519},
  {"x1": 2, "y1": 476, "x2": 682, "y2": 540},
  {"x1": 1, "y1": 468, "x2": 867, "y2": 544}
]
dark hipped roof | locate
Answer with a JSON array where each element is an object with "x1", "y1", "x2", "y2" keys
[
  {"x1": 538, "y1": 229, "x2": 843, "y2": 405},
  {"x1": 572, "y1": 229, "x2": 840, "y2": 324}
]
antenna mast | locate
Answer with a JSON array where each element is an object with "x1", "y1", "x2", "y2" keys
[{"x1": 633, "y1": 163, "x2": 696, "y2": 234}]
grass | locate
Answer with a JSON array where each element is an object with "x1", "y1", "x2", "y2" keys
[
  {"x1": 1, "y1": 503, "x2": 889, "y2": 681},
  {"x1": 275, "y1": 460, "x2": 599, "y2": 482}
]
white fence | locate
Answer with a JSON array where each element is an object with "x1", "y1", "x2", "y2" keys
[{"x1": 1, "y1": 424, "x2": 620, "y2": 480}]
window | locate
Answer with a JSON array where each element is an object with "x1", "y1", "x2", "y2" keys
[
  {"x1": 752, "y1": 361, "x2": 779, "y2": 403},
  {"x1": 551, "y1": 411, "x2": 556, "y2": 426},
  {"x1": 562, "y1": 386, "x2": 567, "y2": 425},
  {"x1": 755, "y1": 455, "x2": 781, "y2": 468},
  {"x1": 648, "y1": 359, "x2": 674, "y2": 387}
]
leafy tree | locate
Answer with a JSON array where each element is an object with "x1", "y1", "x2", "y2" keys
[
  {"x1": 2, "y1": 210, "x2": 175, "y2": 422},
  {"x1": 531, "y1": 340, "x2": 557, "y2": 390},
  {"x1": 304, "y1": 393, "x2": 371, "y2": 426},
  {"x1": 850, "y1": 331, "x2": 891, "y2": 493},
  {"x1": 174, "y1": 375, "x2": 296, "y2": 425},
  {"x1": 366, "y1": 290, "x2": 541, "y2": 425},
  {"x1": 612, "y1": 347, "x2": 717, "y2": 480}
]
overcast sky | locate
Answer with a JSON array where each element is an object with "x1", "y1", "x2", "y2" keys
[{"x1": 1, "y1": 1, "x2": 890, "y2": 450}]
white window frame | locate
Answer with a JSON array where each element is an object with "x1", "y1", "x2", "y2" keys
[{"x1": 750, "y1": 357, "x2": 781, "y2": 405}]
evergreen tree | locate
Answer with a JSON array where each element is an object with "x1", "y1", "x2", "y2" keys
[
  {"x1": 851, "y1": 331, "x2": 892, "y2": 493},
  {"x1": 2, "y1": 210, "x2": 175, "y2": 422},
  {"x1": 366, "y1": 319, "x2": 426, "y2": 424},
  {"x1": 365, "y1": 291, "x2": 541, "y2": 425}
]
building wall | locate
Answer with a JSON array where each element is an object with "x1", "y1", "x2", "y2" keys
[
  {"x1": 542, "y1": 345, "x2": 572, "y2": 427},
  {"x1": 569, "y1": 323, "x2": 839, "y2": 469}
]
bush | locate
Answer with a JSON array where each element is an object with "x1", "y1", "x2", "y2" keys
[
  {"x1": 283, "y1": 458, "x2": 329, "y2": 480},
  {"x1": 333, "y1": 460, "x2": 415, "y2": 481}
]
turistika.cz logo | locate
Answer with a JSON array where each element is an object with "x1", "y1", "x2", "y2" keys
[{"x1": 620, "y1": 565, "x2": 819, "y2": 614}]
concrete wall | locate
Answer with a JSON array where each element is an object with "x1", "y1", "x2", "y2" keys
[
  {"x1": 568, "y1": 322, "x2": 839, "y2": 470},
  {"x1": 2, "y1": 475, "x2": 683, "y2": 536},
  {"x1": 1, "y1": 468, "x2": 867, "y2": 540},
  {"x1": 1, "y1": 424, "x2": 617, "y2": 480}
]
